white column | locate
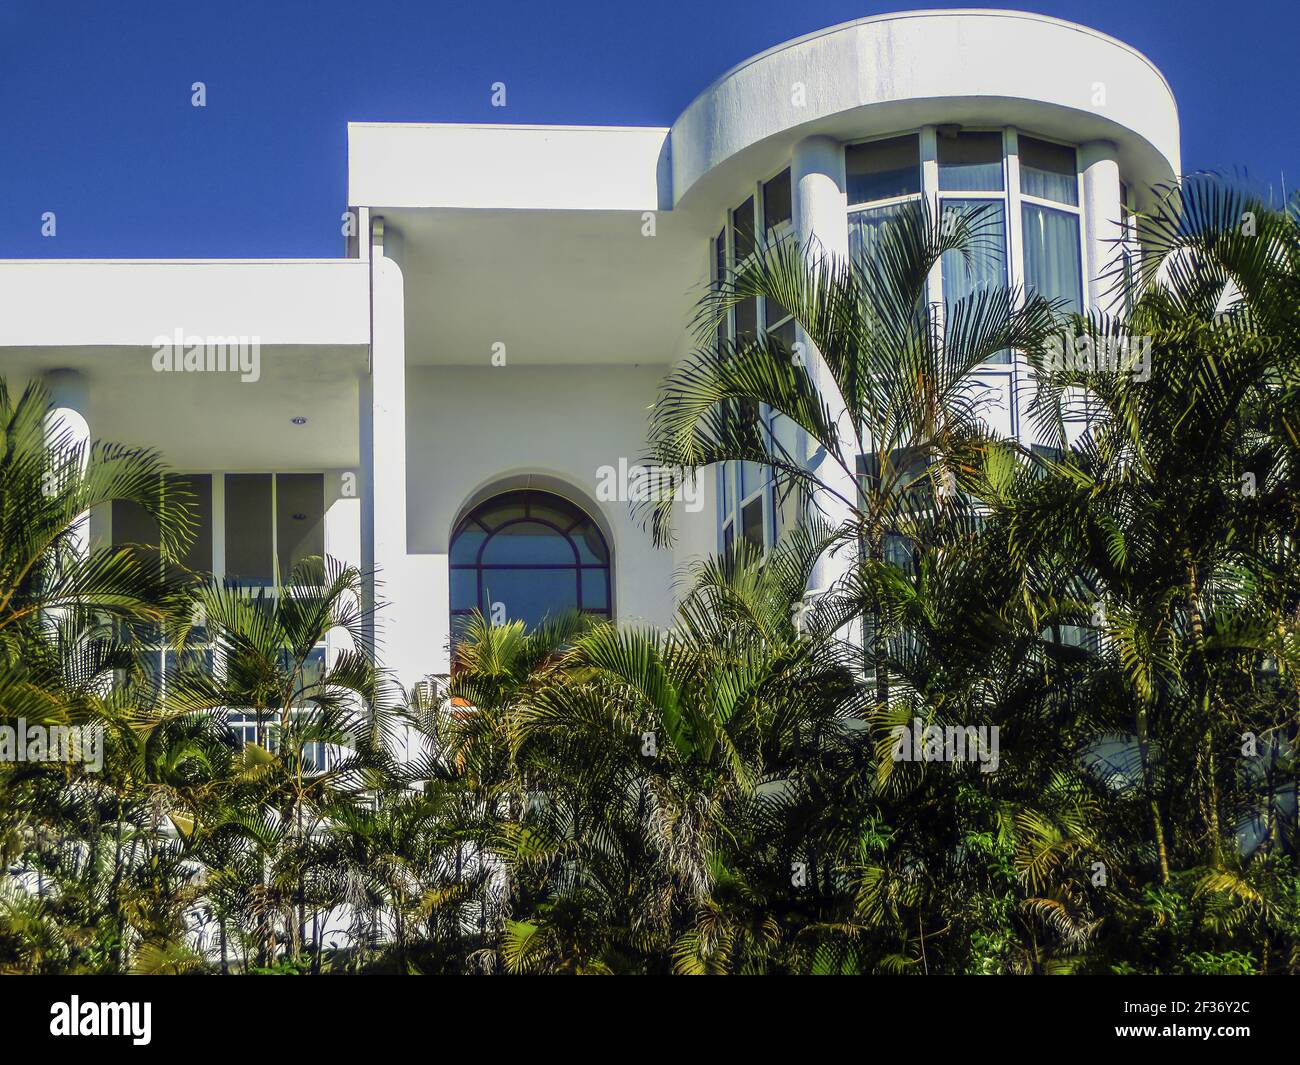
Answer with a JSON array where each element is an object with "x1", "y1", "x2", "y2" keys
[
  {"x1": 323, "y1": 468, "x2": 363, "y2": 669},
  {"x1": 368, "y1": 219, "x2": 439, "y2": 715},
  {"x1": 791, "y1": 135, "x2": 857, "y2": 598},
  {"x1": 44, "y1": 369, "x2": 91, "y2": 557},
  {"x1": 1080, "y1": 141, "x2": 1124, "y2": 311}
]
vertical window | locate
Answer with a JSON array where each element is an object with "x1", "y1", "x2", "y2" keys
[
  {"x1": 1022, "y1": 202, "x2": 1084, "y2": 315},
  {"x1": 762, "y1": 168, "x2": 792, "y2": 232},
  {"x1": 275, "y1": 473, "x2": 325, "y2": 580},
  {"x1": 847, "y1": 135, "x2": 923, "y2": 262},
  {"x1": 225, "y1": 474, "x2": 273, "y2": 586},
  {"x1": 1018, "y1": 136, "x2": 1083, "y2": 315},
  {"x1": 731, "y1": 197, "x2": 755, "y2": 261},
  {"x1": 716, "y1": 175, "x2": 789, "y2": 556},
  {"x1": 940, "y1": 199, "x2": 1010, "y2": 362}
]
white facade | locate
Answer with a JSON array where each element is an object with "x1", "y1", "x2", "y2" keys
[{"x1": 0, "y1": 10, "x2": 1180, "y2": 691}]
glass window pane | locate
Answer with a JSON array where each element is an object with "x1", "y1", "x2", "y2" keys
[
  {"x1": 449, "y1": 567, "x2": 478, "y2": 613},
  {"x1": 1022, "y1": 203, "x2": 1084, "y2": 315},
  {"x1": 734, "y1": 297, "x2": 758, "y2": 340},
  {"x1": 276, "y1": 473, "x2": 323, "y2": 580},
  {"x1": 572, "y1": 521, "x2": 609, "y2": 564},
  {"x1": 225, "y1": 474, "x2": 273, "y2": 586},
  {"x1": 731, "y1": 197, "x2": 755, "y2": 260},
  {"x1": 166, "y1": 474, "x2": 212, "y2": 575},
  {"x1": 112, "y1": 486, "x2": 161, "y2": 575},
  {"x1": 481, "y1": 520, "x2": 577, "y2": 565},
  {"x1": 770, "y1": 318, "x2": 796, "y2": 350},
  {"x1": 581, "y1": 568, "x2": 609, "y2": 610},
  {"x1": 741, "y1": 498, "x2": 764, "y2": 550},
  {"x1": 938, "y1": 131, "x2": 1004, "y2": 191},
  {"x1": 846, "y1": 135, "x2": 920, "y2": 205},
  {"x1": 449, "y1": 523, "x2": 487, "y2": 565},
  {"x1": 940, "y1": 199, "x2": 1010, "y2": 363},
  {"x1": 848, "y1": 202, "x2": 905, "y2": 263},
  {"x1": 763, "y1": 169, "x2": 791, "y2": 231},
  {"x1": 1019, "y1": 137, "x2": 1078, "y2": 205},
  {"x1": 480, "y1": 568, "x2": 578, "y2": 628}
]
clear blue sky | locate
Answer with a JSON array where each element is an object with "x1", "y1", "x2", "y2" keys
[{"x1": 0, "y1": 0, "x2": 1292, "y2": 258}]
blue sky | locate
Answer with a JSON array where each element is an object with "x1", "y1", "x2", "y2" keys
[{"x1": 0, "y1": 0, "x2": 1292, "y2": 258}]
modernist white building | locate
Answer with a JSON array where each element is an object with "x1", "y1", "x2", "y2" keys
[{"x1": 0, "y1": 10, "x2": 1179, "y2": 695}]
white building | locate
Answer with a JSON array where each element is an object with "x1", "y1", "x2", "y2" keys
[{"x1": 0, "y1": 10, "x2": 1179, "y2": 693}]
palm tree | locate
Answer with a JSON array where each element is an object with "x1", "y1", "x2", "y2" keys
[
  {"x1": 166, "y1": 555, "x2": 392, "y2": 967},
  {"x1": 643, "y1": 200, "x2": 1062, "y2": 706}
]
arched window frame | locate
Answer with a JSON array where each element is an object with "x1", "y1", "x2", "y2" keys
[{"x1": 449, "y1": 489, "x2": 612, "y2": 629}]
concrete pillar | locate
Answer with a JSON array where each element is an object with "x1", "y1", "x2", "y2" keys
[
  {"x1": 44, "y1": 369, "x2": 91, "y2": 558},
  {"x1": 1080, "y1": 141, "x2": 1124, "y2": 311},
  {"x1": 323, "y1": 467, "x2": 363, "y2": 669},
  {"x1": 368, "y1": 219, "x2": 439, "y2": 725},
  {"x1": 791, "y1": 135, "x2": 857, "y2": 597}
]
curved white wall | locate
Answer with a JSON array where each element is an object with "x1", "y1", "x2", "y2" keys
[{"x1": 671, "y1": 10, "x2": 1179, "y2": 212}]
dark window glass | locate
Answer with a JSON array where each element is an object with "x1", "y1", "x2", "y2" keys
[
  {"x1": 225, "y1": 474, "x2": 273, "y2": 586},
  {"x1": 764, "y1": 297, "x2": 790, "y2": 327},
  {"x1": 170, "y1": 475, "x2": 213, "y2": 575},
  {"x1": 763, "y1": 169, "x2": 792, "y2": 231},
  {"x1": 938, "y1": 131, "x2": 1004, "y2": 191},
  {"x1": 450, "y1": 490, "x2": 611, "y2": 631},
  {"x1": 1019, "y1": 137, "x2": 1078, "y2": 205},
  {"x1": 846, "y1": 135, "x2": 921, "y2": 204},
  {"x1": 770, "y1": 318, "x2": 796, "y2": 350},
  {"x1": 112, "y1": 486, "x2": 162, "y2": 575},
  {"x1": 1023, "y1": 202, "x2": 1084, "y2": 315},
  {"x1": 741, "y1": 497, "x2": 764, "y2": 550},
  {"x1": 714, "y1": 228, "x2": 727, "y2": 353},
  {"x1": 275, "y1": 473, "x2": 323, "y2": 579},
  {"x1": 112, "y1": 475, "x2": 211, "y2": 578},
  {"x1": 734, "y1": 297, "x2": 758, "y2": 340},
  {"x1": 731, "y1": 197, "x2": 755, "y2": 260}
]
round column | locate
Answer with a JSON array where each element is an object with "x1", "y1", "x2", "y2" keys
[
  {"x1": 1080, "y1": 141, "x2": 1124, "y2": 311},
  {"x1": 791, "y1": 135, "x2": 857, "y2": 598},
  {"x1": 44, "y1": 368, "x2": 91, "y2": 558}
]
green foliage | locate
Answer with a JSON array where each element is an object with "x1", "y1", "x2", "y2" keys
[{"x1": 2, "y1": 175, "x2": 1299, "y2": 974}]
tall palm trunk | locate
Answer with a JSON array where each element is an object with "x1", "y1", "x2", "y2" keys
[
  {"x1": 1135, "y1": 699, "x2": 1170, "y2": 884},
  {"x1": 1185, "y1": 555, "x2": 1222, "y2": 854}
]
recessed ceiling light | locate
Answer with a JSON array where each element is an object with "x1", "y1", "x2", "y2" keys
[{"x1": 291, "y1": 416, "x2": 307, "y2": 425}]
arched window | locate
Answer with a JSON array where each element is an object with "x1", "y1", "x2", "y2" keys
[{"x1": 450, "y1": 490, "x2": 611, "y2": 630}]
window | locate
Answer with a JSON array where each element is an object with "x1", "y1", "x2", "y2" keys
[
  {"x1": 940, "y1": 199, "x2": 1010, "y2": 362},
  {"x1": 763, "y1": 168, "x2": 791, "y2": 232},
  {"x1": 111, "y1": 472, "x2": 326, "y2": 707},
  {"x1": 846, "y1": 135, "x2": 920, "y2": 205},
  {"x1": 715, "y1": 181, "x2": 786, "y2": 556},
  {"x1": 224, "y1": 473, "x2": 325, "y2": 587},
  {"x1": 937, "y1": 131, "x2": 1004, "y2": 191},
  {"x1": 731, "y1": 196, "x2": 755, "y2": 261},
  {"x1": 1022, "y1": 202, "x2": 1084, "y2": 315},
  {"x1": 450, "y1": 490, "x2": 611, "y2": 631},
  {"x1": 1019, "y1": 137, "x2": 1078, "y2": 205}
]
